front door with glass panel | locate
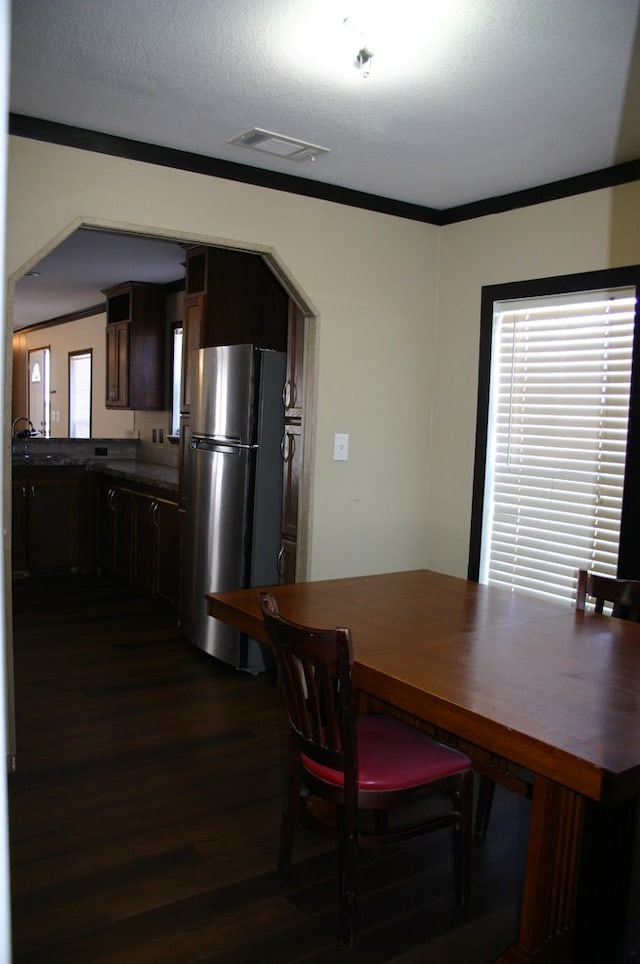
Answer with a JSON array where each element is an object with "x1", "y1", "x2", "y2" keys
[{"x1": 28, "y1": 347, "x2": 50, "y2": 438}]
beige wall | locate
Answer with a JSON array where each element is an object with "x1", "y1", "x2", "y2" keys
[
  {"x1": 5, "y1": 136, "x2": 440, "y2": 581},
  {"x1": 5, "y1": 137, "x2": 640, "y2": 582},
  {"x1": 18, "y1": 311, "x2": 137, "y2": 439},
  {"x1": 430, "y1": 183, "x2": 640, "y2": 576}
]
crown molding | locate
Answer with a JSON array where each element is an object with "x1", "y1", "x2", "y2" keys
[{"x1": 9, "y1": 113, "x2": 640, "y2": 226}]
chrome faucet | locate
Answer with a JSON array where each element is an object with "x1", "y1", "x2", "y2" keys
[{"x1": 11, "y1": 417, "x2": 35, "y2": 439}]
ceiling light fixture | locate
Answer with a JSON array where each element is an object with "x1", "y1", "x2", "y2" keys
[
  {"x1": 344, "y1": 15, "x2": 374, "y2": 77},
  {"x1": 356, "y1": 46, "x2": 374, "y2": 77}
]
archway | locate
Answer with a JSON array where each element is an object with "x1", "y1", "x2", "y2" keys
[{"x1": 6, "y1": 221, "x2": 318, "y2": 764}]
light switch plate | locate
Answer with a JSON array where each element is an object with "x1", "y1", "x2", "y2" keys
[{"x1": 333, "y1": 433, "x2": 349, "y2": 461}]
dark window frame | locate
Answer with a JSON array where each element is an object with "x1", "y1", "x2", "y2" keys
[{"x1": 468, "y1": 265, "x2": 640, "y2": 582}]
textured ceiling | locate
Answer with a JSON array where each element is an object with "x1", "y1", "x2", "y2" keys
[
  {"x1": 9, "y1": 0, "x2": 640, "y2": 327},
  {"x1": 13, "y1": 230, "x2": 186, "y2": 330}
]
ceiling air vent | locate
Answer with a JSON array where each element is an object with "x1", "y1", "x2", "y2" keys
[{"x1": 229, "y1": 128, "x2": 330, "y2": 163}]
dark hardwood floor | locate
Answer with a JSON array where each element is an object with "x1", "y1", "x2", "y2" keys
[{"x1": 9, "y1": 573, "x2": 530, "y2": 963}]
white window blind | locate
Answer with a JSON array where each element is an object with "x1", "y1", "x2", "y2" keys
[
  {"x1": 171, "y1": 326, "x2": 183, "y2": 436},
  {"x1": 480, "y1": 288, "x2": 636, "y2": 604},
  {"x1": 69, "y1": 351, "x2": 92, "y2": 438}
]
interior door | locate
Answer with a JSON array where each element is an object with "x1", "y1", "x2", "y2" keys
[{"x1": 28, "y1": 346, "x2": 50, "y2": 437}]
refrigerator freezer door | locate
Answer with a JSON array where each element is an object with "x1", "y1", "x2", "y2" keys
[
  {"x1": 191, "y1": 345, "x2": 257, "y2": 443},
  {"x1": 250, "y1": 348, "x2": 287, "y2": 587},
  {"x1": 182, "y1": 439, "x2": 253, "y2": 665},
  {"x1": 182, "y1": 345, "x2": 285, "y2": 671}
]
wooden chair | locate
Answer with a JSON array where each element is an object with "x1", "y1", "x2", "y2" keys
[
  {"x1": 476, "y1": 568, "x2": 640, "y2": 838},
  {"x1": 258, "y1": 592, "x2": 474, "y2": 946},
  {"x1": 575, "y1": 569, "x2": 640, "y2": 621}
]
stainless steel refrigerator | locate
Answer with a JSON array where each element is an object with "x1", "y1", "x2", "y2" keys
[{"x1": 182, "y1": 344, "x2": 285, "y2": 671}]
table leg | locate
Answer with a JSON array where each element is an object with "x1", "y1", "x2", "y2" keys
[{"x1": 497, "y1": 775, "x2": 584, "y2": 963}]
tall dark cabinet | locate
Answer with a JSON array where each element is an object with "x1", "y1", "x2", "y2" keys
[
  {"x1": 278, "y1": 302, "x2": 305, "y2": 584},
  {"x1": 177, "y1": 243, "x2": 288, "y2": 493},
  {"x1": 179, "y1": 245, "x2": 288, "y2": 410},
  {"x1": 177, "y1": 245, "x2": 304, "y2": 584}
]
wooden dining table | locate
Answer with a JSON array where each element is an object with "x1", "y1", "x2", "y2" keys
[{"x1": 206, "y1": 569, "x2": 640, "y2": 963}]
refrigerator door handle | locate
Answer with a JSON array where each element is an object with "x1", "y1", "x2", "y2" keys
[{"x1": 191, "y1": 438, "x2": 251, "y2": 455}]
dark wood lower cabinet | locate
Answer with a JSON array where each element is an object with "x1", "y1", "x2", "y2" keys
[
  {"x1": 96, "y1": 475, "x2": 180, "y2": 609},
  {"x1": 96, "y1": 477, "x2": 132, "y2": 581},
  {"x1": 279, "y1": 421, "x2": 302, "y2": 583},
  {"x1": 12, "y1": 466, "x2": 93, "y2": 574},
  {"x1": 13, "y1": 468, "x2": 180, "y2": 606},
  {"x1": 155, "y1": 499, "x2": 181, "y2": 606},
  {"x1": 278, "y1": 537, "x2": 298, "y2": 585},
  {"x1": 11, "y1": 478, "x2": 27, "y2": 573},
  {"x1": 132, "y1": 489, "x2": 180, "y2": 606},
  {"x1": 132, "y1": 491, "x2": 155, "y2": 594}
]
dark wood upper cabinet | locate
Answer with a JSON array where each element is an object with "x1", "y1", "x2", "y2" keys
[
  {"x1": 284, "y1": 302, "x2": 305, "y2": 419},
  {"x1": 180, "y1": 294, "x2": 206, "y2": 415},
  {"x1": 105, "y1": 320, "x2": 130, "y2": 408},
  {"x1": 182, "y1": 245, "x2": 288, "y2": 351},
  {"x1": 104, "y1": 282, "x2": 166, "y2": 410}
]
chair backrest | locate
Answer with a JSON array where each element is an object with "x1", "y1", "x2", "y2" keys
[
  {"x1": 258, "y1": 593, "x2": 357, "y2": 777},
  {"x1": 576, "y1": 569, "x2": 640, "y2": 622}
]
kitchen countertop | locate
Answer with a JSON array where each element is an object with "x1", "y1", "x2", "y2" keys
[
  {"x1": 90, "y1": 459, "x2": 178, "y2": 493},
  {"x1": 12, "y1": 454, "x2": 179, "y2": 494}
]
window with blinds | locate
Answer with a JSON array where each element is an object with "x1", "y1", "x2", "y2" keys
[
  {"x1": 479, "y1": 287, "x2": 636, "y2": 603},
  {"x1": 69, "y1": 350, "x2": 92, "y2": 439}
]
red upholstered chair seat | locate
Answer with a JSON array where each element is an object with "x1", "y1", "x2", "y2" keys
[{"x1": 302, "y1": 714, "x2": 471, "y2": 791}]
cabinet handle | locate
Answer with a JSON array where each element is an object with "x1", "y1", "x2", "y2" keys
[
  {"x1": 281, "y1": 432, "x2": 295, "y2": 463},
  {"x1": 277, "y1": 546, "x2": 285, "y2": 579},
  {"x1": 282, "y1": 380, "x2": 291, "y2": 410},
  {"x1": 30, "y1": 485, "x2": 35, "y2": 498},
  {"x1": 21, "y1": 485, "x2": 27, "y2": 499},
  {"x1": 151, "y1": 501, "x2": 159, "y2": 528}
]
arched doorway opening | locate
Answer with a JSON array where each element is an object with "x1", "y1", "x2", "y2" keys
[{"x1": 6, "y1": 222, "x2": 317, "y2": 763}]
